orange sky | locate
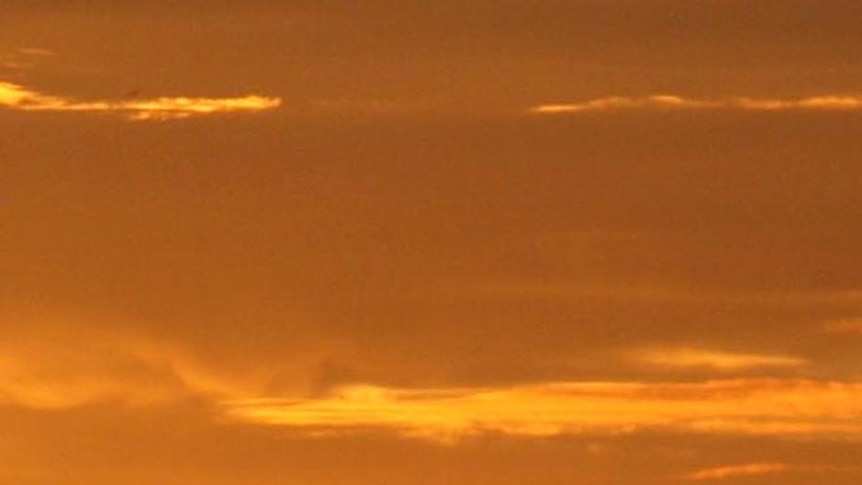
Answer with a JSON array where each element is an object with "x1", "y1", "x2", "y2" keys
[{"x1": 2, "y1": 2, "x2": 862, "y2": 484}]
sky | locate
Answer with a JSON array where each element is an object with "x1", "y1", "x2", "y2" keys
[{"x1": 2, "y1": 1, "x2": 862, "y2": 484}]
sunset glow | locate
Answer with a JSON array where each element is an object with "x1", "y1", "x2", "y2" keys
[
  {"x1": 224, "y1": 379, "x2": 862, "y2": 441},
  {"x1": 3, "y1": 2, "x2": 862, "y2": 484}
]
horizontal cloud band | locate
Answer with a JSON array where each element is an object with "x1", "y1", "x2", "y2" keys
[
  {"x1": 530, "y1": 94, "x2": 862, "y2": 114},
  {"x1": 223, "y1": 379, "x2": 862, "y2": 441},
  {"x1": 0, "y1": 81, "x2": 280, "y2": 120}
]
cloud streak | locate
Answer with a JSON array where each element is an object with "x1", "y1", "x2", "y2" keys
[
  {"x1": 529, "y1": 94, "x2": 862, "y2": 114},
  {"x1": 0, "y1": 81, "x2": 280, "y2": 120},
  {"x1": 222, "y1": 378, "x2": 862, "y2": 441},
  {"x1": 679, "y1": 463, "x2": 790, "y2": 481},
  {"x1": 630, "y1": 347, "x2": 808, "y2": 371}
]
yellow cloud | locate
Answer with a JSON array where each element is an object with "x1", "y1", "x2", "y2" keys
[
  {"x1": 630, "y1": 347, "x2": 808, "y2": 371},
  {"x1": 0, "y1": 82, "x2": 36, "y2": 104},
  {"x1": 529, "y1": 94, "x2": 862, "y2": 114},
  {"x1": 222, "y1": 378, "x2": 862, "y2": 441},
  {"x1": 679, "y1": 463, "x2": 789, "y2": 481},
  {"x1": 530, "y1": 95, "x2": 717, "y2": 113},
  {"x1": 0, "y1": 81, "x2": 280, "y2": 120}
]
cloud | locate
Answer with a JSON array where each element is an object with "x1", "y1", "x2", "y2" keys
[
  {"x1": 222, "y1": 378, "x2": 862, "y2": 442},
  {"x1": 4, "y1": 323, "x2": 862, "y2": 445},
  {"x1": 0, "y1": 47, "x2": 54, "y2": 71},
  {"x1": 0, "y1": 81, "x2": 280, "y2": 120},
  {"x1": 530, "y1": 95, "x2": 716, "y2": 114},
  {"x1": 679, "y1": 463, "x2": 789, "y2": 481},
  {"x1": 0, "y1": 324, "x2": 263, "y2": 409},
  {"x1": 630, "y1": 347, "x2": 808, "y2": 371},
  {"x1": 529, "y1": 94, "x2": 862, "y2": 114}
]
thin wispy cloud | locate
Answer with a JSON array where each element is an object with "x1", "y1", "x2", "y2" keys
[
  {"x1": 630, "y1": 347, "x2": 808, "y2": 371},
  {"x1": 529, "y1": 94, "x2": 862, "y2": 114},
  {"x1": 0, "y1": 47, "x2": 54, "y2": 71},
  {"x1": 679, "y1": 463, "x2": 790, "y2": 481},
  {"x1": 0, "y1": 327, "x2": 261, "y2": 409},
  {"x1": 222, "y1": 378, "x2": 862, "y2": 442},
  {"x1": 0, "y1": 81, "x2": 281, "y2": 120}
]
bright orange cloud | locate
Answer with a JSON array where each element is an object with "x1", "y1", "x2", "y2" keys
[
  {"x1": 222, "y1": 379, "x2": 862, "y2": 441},
  {"x1": 0, "y1": 81, "x2": 280, "y2": 120},
  {"x1": 529, "y1": 94, "x2": 862, "y2": 114},
  {"x1": 4, "y1": 326, "x2": 862, "y2": 444}
]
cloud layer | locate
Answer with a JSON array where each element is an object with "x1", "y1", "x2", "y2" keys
[
  {"x1": 223, "y1": 379, "x2": 862, "y2": 441},
  {"x1": 0, "y1": 81, "x2": 280, "y2": 120},
  {"x1": 530, "y1": 94, "x2": 862, "y2": 114}
]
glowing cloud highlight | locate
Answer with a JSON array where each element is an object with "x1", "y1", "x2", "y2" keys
[
  {"x1": 0, "y1": 81, "x2": 280, "y2": 120},
  {"x1": 680, "y1": 463, "x2": 789, "y2": 481},
  {"x1": 529, "y1": 94, "x2": 862, "y2": 114},
  {"x1": 222, "y1": 379, "x2": 862, "y2": 441}
]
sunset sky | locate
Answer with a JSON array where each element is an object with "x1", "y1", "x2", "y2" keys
[{"x1": 3, "y1": 2, "x2": 862, "y2": 484}]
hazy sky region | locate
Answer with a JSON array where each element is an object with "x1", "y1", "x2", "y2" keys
[{"x1": 2, "y1": 2, "x2": 862, "y2": 484}]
